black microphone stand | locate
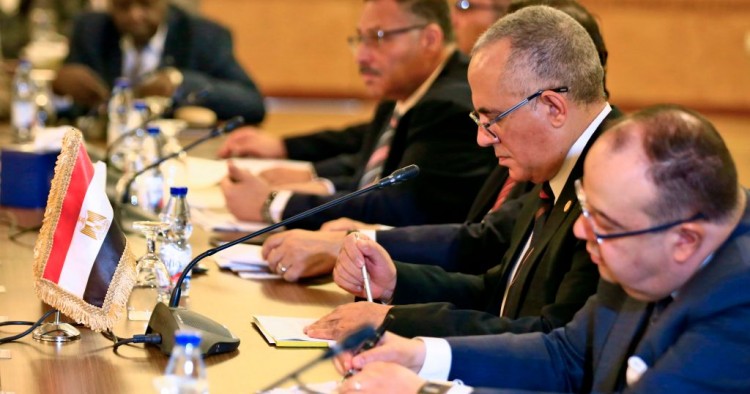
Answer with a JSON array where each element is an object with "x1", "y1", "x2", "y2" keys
[
  {"x1": 144, "y1": 165, "x2": 419, "y2": 356},
  {"x1": 169, "y1": 164, "x2": 420, "y2": 306}
]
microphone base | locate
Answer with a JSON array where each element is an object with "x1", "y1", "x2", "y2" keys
[{"x1": 145, "y1": 303, "x2": 240, "y2": 356}]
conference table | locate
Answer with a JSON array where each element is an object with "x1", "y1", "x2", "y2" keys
[{"x1": 0, "y1": 125, "x2": 358, "y2": 393}]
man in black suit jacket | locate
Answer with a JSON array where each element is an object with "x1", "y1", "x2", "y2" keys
[
  {"x1": 305, "y1": 4, "x2": 610, "y2": 340},
  {"x1": 337, "y1": 105, "x2": 750, "y2": 394},
  {"x1": 220, "y1": 0, "x2": 496, "y2": 230},
  {"x1": 53, "y1": 0, "x2": 265, "y2": 123}
]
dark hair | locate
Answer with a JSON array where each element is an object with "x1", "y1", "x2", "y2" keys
[
  {"x1": 383, "y1": 0, "x2": 455, "y2": 43},
  {"x1": 608, "y1": 105, "x2": 739, "y2": 223},
  {"x1": 507, "y1": 0, "x2": 609, "y2": 98},
  {"x1": 473, "y1": 6, "x2": 604, "y2": 103}
]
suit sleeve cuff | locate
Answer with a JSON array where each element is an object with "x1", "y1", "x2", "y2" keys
[
  {"x1": 416, "y1": 337, "x2": 452, "y2": 381},
  {"x1": 269, "y1": 190, "x2": 293, "y2": 223}
]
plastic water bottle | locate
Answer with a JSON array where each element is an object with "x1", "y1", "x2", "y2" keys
[
  {"x1": 160, "y1": 187, "x2": 193, "y2": 296},
  {"x1": 155, "y1": 330, "x2": 208, "y2": 393},
  {"x1": 139, "y1": 126, "x2": 165, "y2": 213},
  {"x1": 107, "y1": 78, "x2": 133, "y2": 167},
  {"x1": 11, "y1": 59, "x2": 36, "y2": 143}
]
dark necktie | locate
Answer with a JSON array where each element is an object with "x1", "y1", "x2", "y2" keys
[
  {"x1": 500, "y1": 182, "x2": 554, "y2": 316},
  {"x1": 358, "y1": 110, "x2": 401, "y2": 188}
]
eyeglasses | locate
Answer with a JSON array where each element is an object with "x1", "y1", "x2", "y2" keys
[
  {"x1": 574, "y1": 179, "x2": 705, "y2": 244},
  {"x1": 469, "y1": 87, "x2": 568, "y2": 141},
  {"x1": 455, "y1": 0, "x2": 506, "y2": 12},
  {"x1": 347, "y1": 24, "x2": 427, "y2": 49}
]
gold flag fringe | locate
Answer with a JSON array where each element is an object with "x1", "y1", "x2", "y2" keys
[{"x1": 33, "y1": 129, "x2": 137, "y2": 332}]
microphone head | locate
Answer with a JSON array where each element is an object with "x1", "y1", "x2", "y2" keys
[
  {"x1": 376, "y1": 164, "x2": 420, "y2": 188},
  {"x1": 323, "y1": 325, "x2": 377, "y2": 359},
  {"x1": 221, "y1": 116, "x2": 245, "y2": 134}
]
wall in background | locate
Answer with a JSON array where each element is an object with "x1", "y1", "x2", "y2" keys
[{"x1": 202, "y1": 0, "x2": 750, "y2": 113}]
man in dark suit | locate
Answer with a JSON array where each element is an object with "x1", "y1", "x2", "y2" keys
[
  {"x1": 305, "y1": 5, "x2": 610, "y2": 339},
  {"x1": 337, "y1": 105, "x2": 750, "y2": 394},
  {"x1": 52, "y1": 0, "x2": 265, "y2": 123},
  {"x1": 258, "y1": 0, "x2": 612, "y2": 282},
  {"x1": 219, "y1": 0, "x2": 496, "y2": 230}
]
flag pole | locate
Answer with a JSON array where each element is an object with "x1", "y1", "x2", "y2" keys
[{"x1": 32, "y1": 310, "x2": 81, "y2": 343}]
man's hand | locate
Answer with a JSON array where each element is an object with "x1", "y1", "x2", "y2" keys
[
  {"x1": 216, "y1": 127, "x2": 286, "y2": 159},
  {"x1": 53, "y1": 64, "x2": 109, "y2": 107},
  {"x1": 338, "y1": 362, "x2": 425, "y2": 394},
  {"x1": 219, "y1": 161, "x2": 270, "y2": 222},
  {"x1": 262, "y1": 229, "x2": 347, "y2": 281},
  {"x1": 135, "y1": 70, "x2": 178, "y2": 98},
  {"x1": 304, "y1": 302, "x2": 392, "y2": 340},
  {"x1": 259, "y1": 167, "x2": 314, "y2": 185},
  {"x1": 334, "y1": 233, "x2": 397, "y2": 300},
  {"x1": 321, "y1": 217, "x2": 383, "y2": 231},
  {"x1": 335, "y1": 332, "x2": 427, "y2": 375}
]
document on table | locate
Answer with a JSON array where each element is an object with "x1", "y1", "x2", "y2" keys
[
  {"x1": 213, "y1": 244, "x2": 281, "y2": 279},
  {"x1": 191, "y1": 207, "x2": 268, "y2": 232},
  {"x1": 253, "y1": 315, "x2": 336, "y2": 348}
]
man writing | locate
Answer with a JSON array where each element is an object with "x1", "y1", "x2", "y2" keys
[
  {"x1": 219, "y1": 0, "x2": 496, "y2": 230},
  {"x1": 258, "y1": 0, "x2": 613, "y2": 282},
  {"x1": 336, "y1": 105, "x2": 750, "y2": 394},
  {"x1": 304, "y1": 5, "x2": 614, "y2": 339}
]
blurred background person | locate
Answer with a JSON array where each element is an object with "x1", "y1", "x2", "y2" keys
[{"x1": 52, "y1": 0, "x2": 265, "y2": 123}]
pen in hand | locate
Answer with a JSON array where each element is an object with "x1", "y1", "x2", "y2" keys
[
  {"x1": 353, "y1": 232, "x2": 374, "y2": 302},
  {"x1": 343, "y1": 314, "x2": 395, "y2": 379}
]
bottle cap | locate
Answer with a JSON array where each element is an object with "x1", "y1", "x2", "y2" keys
[
  {"x1": 170, "y1": 186, "x2": 188, "y2": 196},
  {"x1": 147, "y1": 126, "x2": 161, "y2": 135},
  {"x1": 134, "y1": 100, "x2": 148, "y2": 111},
  {"x1": 174, "y1": 330, "x2": 202, "y2": 347}
]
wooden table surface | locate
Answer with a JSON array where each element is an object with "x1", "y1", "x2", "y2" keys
[{"x1": 0, "y1": 117, "x2": 362, "y2": 393}]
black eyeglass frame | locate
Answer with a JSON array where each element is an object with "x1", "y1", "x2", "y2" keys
[
  {"x1": 469, "y1": 87, "x2": 569, "y2": 141},
  {"x1": 574, "y1": 179, "x2": 705, "y2": 243},
  {"x1": 347, "y1": 24, "x2": 428, "y2": 48}
]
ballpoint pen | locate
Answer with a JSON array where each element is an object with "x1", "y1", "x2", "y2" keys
[
  {"x1": 353, "y1": 232, "x2": 374, "y2": 302},
  {"x1": 343, "y1": 314, "x2": 395, "y2": 379},
  {"x1": 361, "y1": 264, "x2": 373, "y2": 302}
]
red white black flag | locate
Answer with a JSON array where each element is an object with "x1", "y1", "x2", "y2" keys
[{"x1": 33, "y1": 129, "x2": 136, "y2": 331}]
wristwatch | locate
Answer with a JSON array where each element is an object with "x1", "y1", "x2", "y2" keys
[{"x1": 418, "y1": 381, "x2": 453, "y2": 394}]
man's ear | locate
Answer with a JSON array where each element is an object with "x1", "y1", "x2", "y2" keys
[
  {"x1": 538, "y1": 90, "x2": 567, "y2": 128},
  {"x1": 421, "y1": 23, "x2": 444, "y2": 51},
  {"x1": 671, "y1": 223, "x2": 704, "y2": 263}
]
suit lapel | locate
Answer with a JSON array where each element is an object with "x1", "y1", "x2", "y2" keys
[
  {"x1": 592, "y1": 298, "x2": 651, "y2": 392},
  {"x1": 502, "y1": 181, "x2": 581, "y2": 316},
  {"x1": 160, "y1": 6, "x2": 189, "y2": 69}
]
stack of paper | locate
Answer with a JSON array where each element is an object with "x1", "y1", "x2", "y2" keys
[
  {"x1": 253, "y1": 315, "x2": 336, "y2": 348},
  {"x1": 213, "y1": 244, "x2": 281, "y2": 280}
]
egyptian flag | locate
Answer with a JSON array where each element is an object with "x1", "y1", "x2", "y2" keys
[{"x1": 33, "y1": 129, "x2": 136, "y2": 332}]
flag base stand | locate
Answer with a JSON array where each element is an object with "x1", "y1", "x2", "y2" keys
[{"x1": 33, "y1": 311, "x2": 81, "y2": 343}]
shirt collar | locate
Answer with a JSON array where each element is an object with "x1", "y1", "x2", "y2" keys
[
  {"x1": 120, "y1": 23, "x2": 168, "y2": 57},
  {"x1": 548, "y1": 103, "x2": 612, "y2": 201},
  {"x1": 394, "y1": 45, "x2": 456, "y2": 116}
]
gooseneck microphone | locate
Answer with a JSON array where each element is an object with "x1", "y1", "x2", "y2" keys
[
  {"x1": 120, "y1": 116, "x2": 245, "y2": 205},
  {"x1": 257, "y1": 325, "x2": 377, "y2": 393},
  {"x1": 145, "y1": 164, "x2": 420, "y2": 356},
  {"x1": 169, "y1": 164, "x2": 420, "y2": 306}
]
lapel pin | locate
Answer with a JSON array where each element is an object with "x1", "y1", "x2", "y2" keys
[{"x1": 563, "y1": 200, "x2": 572, "y2": 213}]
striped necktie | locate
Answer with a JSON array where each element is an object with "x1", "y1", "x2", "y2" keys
[
  {"x1": 489, "y1": 177, "x2": 518, "y2": 213},
  {"x1": 358, "y1": 110, "x2": 401, "y2": 188}
]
